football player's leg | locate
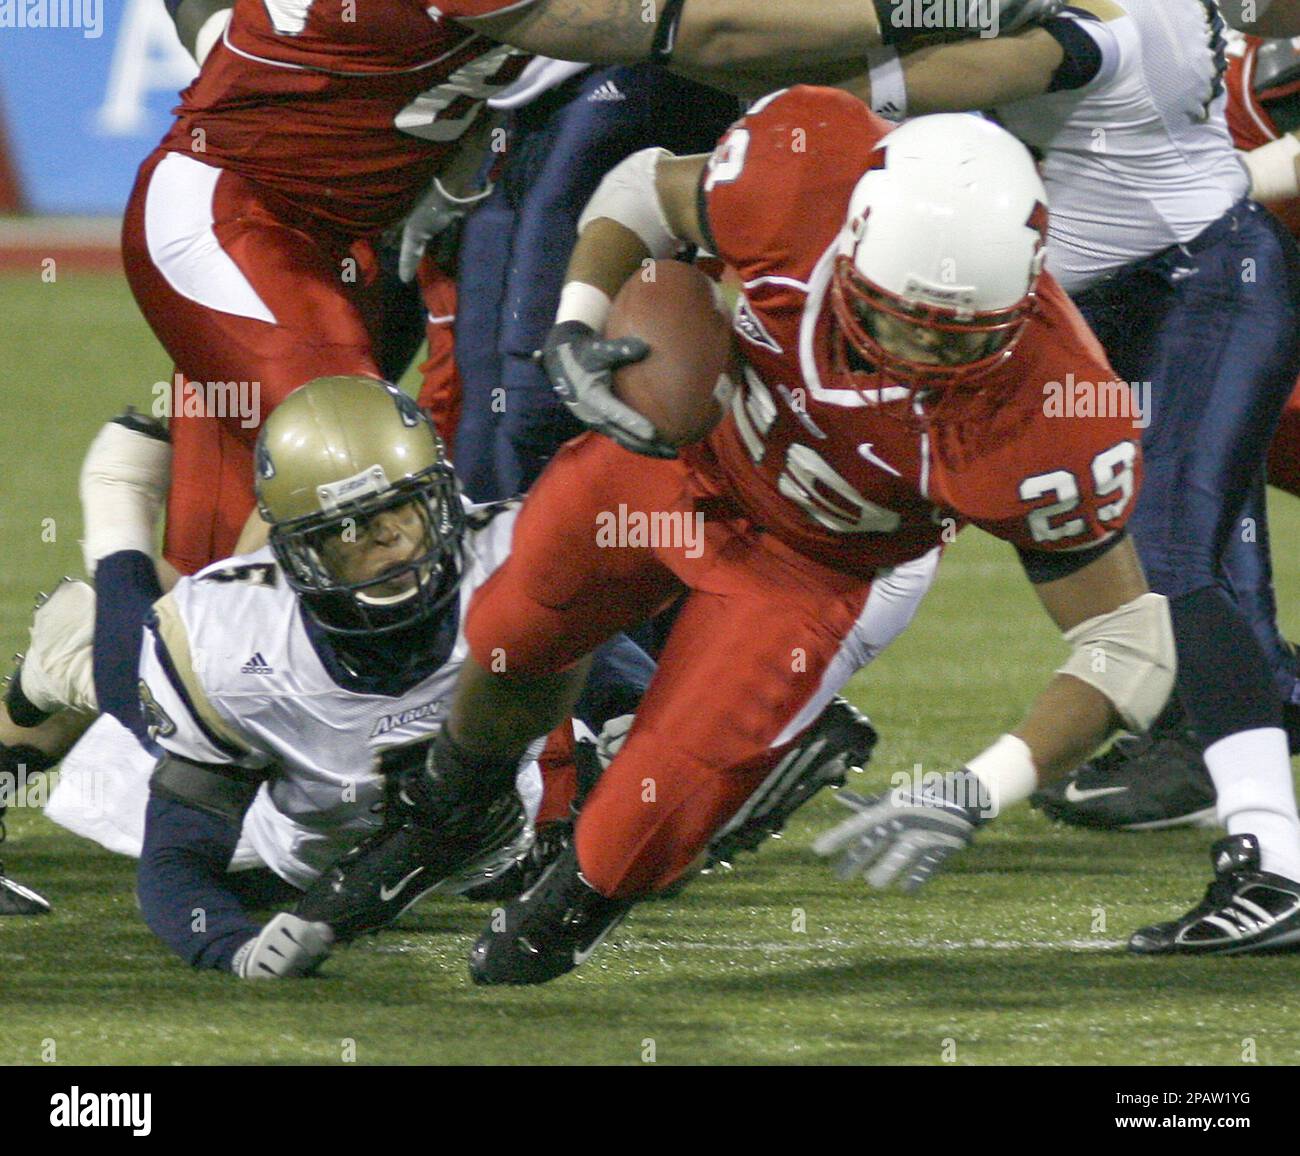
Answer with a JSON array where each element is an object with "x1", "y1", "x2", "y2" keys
[
  {"x1": 469, "y1": 541, "x2": 935, "y2": 984},
  {"x1": 569, "y1": 553, "x2": 926, "y2": 900},
  {"x1": 1110, "y1": 208, "x2": 1300, "y2": 953},
  {"x1": 450, "y1": 191, "x2": 517, "y2": 502},
  {"x1": 294, "y1": 436, "x2": 684, "y2": 939},
  {"x1": 1220, "y1": 477, "x2": 1300, "y2": 712},
  {"x1": 122, "y1": 151, "x2": 381, "y2": 573}
]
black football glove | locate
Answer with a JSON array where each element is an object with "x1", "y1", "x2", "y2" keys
[{"x1": 540, "y1": 321, "x2": 677, "y2": 459}]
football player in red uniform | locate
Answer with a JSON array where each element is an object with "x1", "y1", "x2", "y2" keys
[
  {"x1": 292, "y1": 88, "x2": 1176, "y2": 983},
  {"x1": 123, "y1": 0, "x2": 536, "y2": 575},
  {"x1": 131, "y1": 0, "x2": 1063, "y2": 576}
]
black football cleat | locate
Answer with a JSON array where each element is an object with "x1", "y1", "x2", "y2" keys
[
  {"x1": 295, "y1": 790, "x2": 528, "y2": 941},
  {"x1": 469, "y1": 844, "x2": 633, "y2": 985},
  {"x1": 1129, "y1": 835, "x2": 1300, "y2": 955},
  {"x1": 708, "y1": 695, "x2": 878, "y2": 866},
  {"x1": 1031, "y1": 727, "x2": 1217, "y2": 831},
  {"x1": 459, "y1": 816, "x2": 574, "y2": 903}
]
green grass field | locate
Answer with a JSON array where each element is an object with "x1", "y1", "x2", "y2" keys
[{"x1": 2, "y1": 270, "x2": 1300, "y2": 1066}]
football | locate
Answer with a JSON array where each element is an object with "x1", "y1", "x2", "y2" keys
[{"x1": 604, "y1": 259, "x2": 738, "y2": 448}]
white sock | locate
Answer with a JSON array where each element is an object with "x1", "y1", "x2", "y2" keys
[
  {"x1": 1204, "y1": 727, "x2": 1300, "y2": 880},
  {"x1": 78, "y1": 422, "x2": 170, "y2": 576}
]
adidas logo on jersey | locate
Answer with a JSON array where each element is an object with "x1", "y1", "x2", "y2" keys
[
  {"x1": 587, "y1": 81, "x2": 626, "y2": 103},
  {"x1": 240, "y1": 652, "x2": 273, "y2": 675}
]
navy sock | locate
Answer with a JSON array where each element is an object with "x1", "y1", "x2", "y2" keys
[
  {"x1": 1169, "y1": 586, "x2": 1281, "y2": 748},
  {"x1": 92, "y1": 550, "x2": 163, "y2": 738}
]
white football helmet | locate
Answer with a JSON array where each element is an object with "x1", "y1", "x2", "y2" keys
[{"x1": 830, "y1": 113, "x2": 1048, "y2": 401}]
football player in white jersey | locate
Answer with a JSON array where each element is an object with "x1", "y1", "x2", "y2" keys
[
  {"x1": 28, "y1": 378, "x2": 547, "y2": 976},
  {"x1": 780, "y1": 0, "x2": 1300, "y2": 954},
  {"x1": 6, "y1": 376, "x2": 871, "y2": 973}
]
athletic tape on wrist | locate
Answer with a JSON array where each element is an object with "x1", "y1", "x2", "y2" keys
[
  {"x1": 556, "y1": 282, "x2": 613, "y2": 331},
  {"x1": 965, "y1": 734, "x2": 1037, "y2": 815}
]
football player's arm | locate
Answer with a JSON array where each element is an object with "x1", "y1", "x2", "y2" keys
[
  {"x1": 137, "y1": 771, "x2": 263, "y2": 973},
  {"x1": 136, "y1": 601, "x2": 331, "y2": 976},
  {"x1": 1008, "y1": 533, "x2": 1173, "y2": 786},
  {"x1": 540, "y1": 152, "x2": 710, "y2": 457},
  {"x1": 813, "y1": 535, "x2": 1174, "y2": 892},
  {"x1": 397, "y1": 108, "x2": 504, "y2": 282},
  {"x1": 165, "y1": 0, "x2": 231, "y2": 65},
  {"x1": 782, "y1": 3, "x2": 1121, "y2": 120},
  {"x1": 459, "y1": 0, "x2": 1064, "y2": 86}
]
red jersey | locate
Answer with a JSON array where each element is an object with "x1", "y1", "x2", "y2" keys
[
  {"x1": 685, "y1": 87, "x2": 1142, "y2": 578},
  {"x1": 159, "y1": 0, "x2": 533, "y2": 233},
  {"x1": 1224, "y1": 32, "x2": 1300, "y2": 236}
]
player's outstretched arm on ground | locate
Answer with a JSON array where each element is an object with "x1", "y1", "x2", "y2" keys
[
  {"x1": 138, "y1": 763, "x2": 296, "y2": 976},
  {"x1": 165, "y1": 0, "x2": 231, "y2": 65},
  {"x1": 459, "y1": 0, "x2": 1064, "y2": 89},
  {"x1": 541, "y1": 151, "x2": 709, "y2": 456},
  {"x1": 815, "y1": 535, "x2": 1176, "y2": 891}
]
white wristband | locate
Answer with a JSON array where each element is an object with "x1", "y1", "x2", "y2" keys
[
  {"x1": 194, "y1": 8, "x2": 232, "y2": 67},
  {"x1": 866, "y1": 47, "x2": 907, "y2": 122},
  {"x1": 965, "y1": 733, "x2": 1037, "y2": 816},
  {"x1": 556, "y1": 281, "x2": 613, "y2": 331},
  {"x1": 1241, "y1": 134, "x2": 1300, "y2": 204}
]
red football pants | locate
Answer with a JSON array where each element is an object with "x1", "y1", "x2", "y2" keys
[
  {"x1": 123, "y1": 149, "x2": 388, "y2": 573},
  {"x1": 465, "y1": 433, "x2": 936, "y2": 898}
]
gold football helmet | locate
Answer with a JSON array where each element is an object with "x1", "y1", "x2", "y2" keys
[{"x1": 254, "y1": 376, "x2": 464, "y2": 637}]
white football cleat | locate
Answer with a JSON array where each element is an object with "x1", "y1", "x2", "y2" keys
[
  {"x1": 79, "y1": 408, "x2": 171, "y2": 576},
  {"x1": 12, "y1": 579, "x2": 97, "y2": 720}
]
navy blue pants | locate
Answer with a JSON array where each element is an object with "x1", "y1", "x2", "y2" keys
[
  {"x1": 453, "y1": 64, "x2": 741, "y2": 501},
  {"x1": 1074, "y1": 199, "x2": 1300, "y2": 731}
]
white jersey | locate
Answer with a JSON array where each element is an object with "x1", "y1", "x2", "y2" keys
[
  {"x1": 993, "y1": 0, "x2": 1248, "y2": 293},
  {"x1": 133, "y1": 500, "x2": 542, "y2": 889}
]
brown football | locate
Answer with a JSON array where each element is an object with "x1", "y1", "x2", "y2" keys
[{"x1": 605, "y1": 260, "x2": 738, "y2": 448}]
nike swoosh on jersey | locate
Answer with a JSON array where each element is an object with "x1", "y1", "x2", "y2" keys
[
  {"x1": 857, "y1": 443, "x2": 901, "y2": 477},
  {"x1": 379, "y1": 867, "x2": 425, "y2": 903},
  {"x1": 1063, "y1": 782, "x2": 1130, "y2": 804}
]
